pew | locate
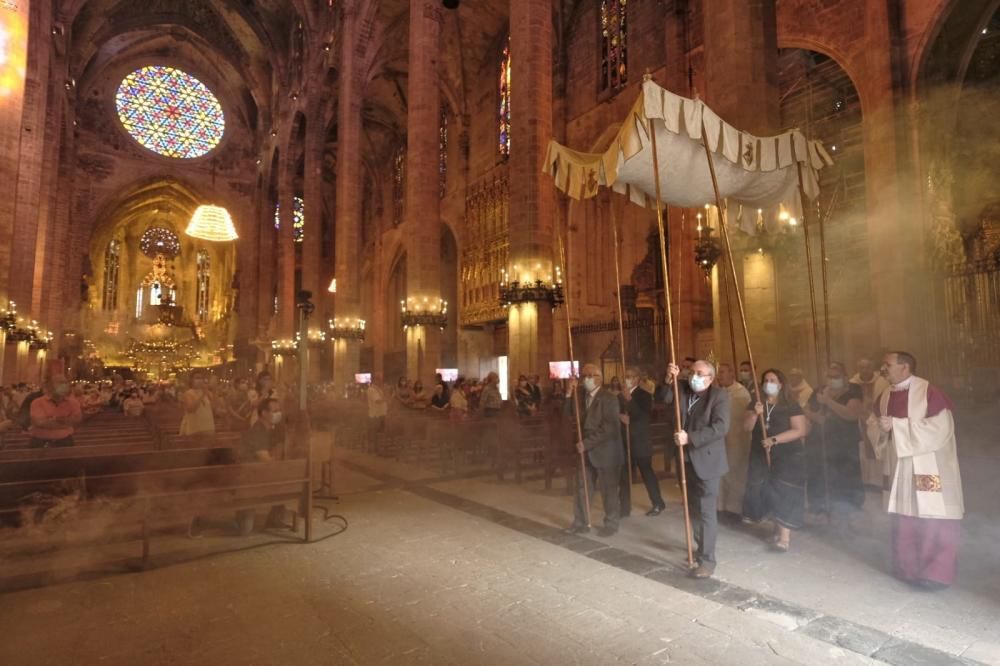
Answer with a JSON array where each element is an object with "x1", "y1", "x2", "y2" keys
[{"x1": 0, "y1": 458, "x2": 311, "y2": 568}]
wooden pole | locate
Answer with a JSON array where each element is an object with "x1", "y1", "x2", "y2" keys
[
  {"x1": 721, "y1": 258, "x2": 739, "y2": 367},
  {"x1": 609, "y1": 197, "x2": 633, "y2": 486},
  {"x1": 557, "y1": 229, "x2": 592, "y2": 527},
  {"x1": 699, "y1": 126, "x2": 770, "y2": 467},
  {"x1": 648, "y1": 116, "x2": 695, "y2": 568},
  {"x1": 796, "y1": 162, "x2": 832, "y2": 516}
]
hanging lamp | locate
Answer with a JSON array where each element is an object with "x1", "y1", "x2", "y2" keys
[{"x1": 186, "y1": 204, "x2": 238, "y2": 242}]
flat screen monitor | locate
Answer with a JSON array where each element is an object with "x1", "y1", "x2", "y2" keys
[
  {"x1": 548, "y1": 361, "x2": 579, "y2": 380},
  {"x1": 435, "y1": 368, "x2": 458, "y2": 382},
  {"x1": 354, "y1": 373, "x2": 372, "y2": 384}
]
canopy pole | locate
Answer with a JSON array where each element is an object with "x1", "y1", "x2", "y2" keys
[
  {"x1": 721, "y1": 258, "x2": 739, "y2": 369},
  {"x1": 796, "y1": 162, "x2": 831, "y2": 517},
  {"x1": 609, "y1": 196, "x2": 633, "y2": 487},
  {"x1": 558, "y1": 227, "x2": 592, "y2": 528},
  {"x1": 699, "y1": 126, "x2": 771, "y2": 468},
  {"x1": 648, "y1": 116, "x2": 695, "y2": 569}
]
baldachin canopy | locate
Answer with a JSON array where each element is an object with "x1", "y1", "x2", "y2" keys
[{"x1": 543, "y1": 79, "x2": 834, "y2": 233}]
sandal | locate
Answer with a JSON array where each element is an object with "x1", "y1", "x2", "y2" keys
[{"x1": 772, "y1": 540, "x2": 789, "y2": 552}]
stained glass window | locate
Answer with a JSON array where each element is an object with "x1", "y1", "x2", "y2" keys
[
  {"x1": 439, "y1": 105, "x2": 448, "y2": 199},
  {"x1": 102, "y1": 239, "x2": 121, "y2": 311},
  {"x1": 600, "y1": 0, "x2": 628, "y2": 92},
  {"x1": 139, "y1": 227, "x2": 181, "y2": 258},
  {"x1": 196, "y1": 249, "x2": 211, "y2": 322},
  {"x1": 274, "y1": 196, "x2": 305, "y2": 243},
  {"x1": 498, "y1": 37, "x2": 511, "y2": 159},
  {"x1": 392, "y1": 146, "x2": 405, "y2": 226},
  {"x1": 115, "y1": 66, "x2": 225, "y2": 159}
]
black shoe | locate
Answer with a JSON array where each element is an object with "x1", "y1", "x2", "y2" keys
[
  {"x1": 565, "y1": 524, "x2": 590, "y2": 535},
  {"x1": 916, "y1": 579, "x2": 950, "y2": 591},
  {"x1": 646, "y1": 505, "x2": 665, "y2": 517},
  {"x1": 597, "y1": 526, "x2": 618, "y2": 537}
]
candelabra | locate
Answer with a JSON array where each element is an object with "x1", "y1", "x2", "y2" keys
[
  {"x1": 693, "y1": 211, "x2": 722, "y2": 277},
  {"x1": 499, "y1": 266, "x2": 565, "y2": 310},
  {"x1": 271, "y1": 338, "x2": 298, "y2": 357},
  {"x1": 400, "y1": 297, "x2": 448, "y2": 330},
  {"x1": 329, "y1": 317, "x2": 366, "y2": 341},
  {"x1": 298, "y1": 328, "x2": 328, "y2": 348}
]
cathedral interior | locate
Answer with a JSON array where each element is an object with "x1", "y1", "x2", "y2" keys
[{"x1": 0, "y1": 1, "x2": 998, "y2": 664}]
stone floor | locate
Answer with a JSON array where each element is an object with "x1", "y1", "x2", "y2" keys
[{"x1": 0, "y1": 448, "x2": 997, "y2": 666}]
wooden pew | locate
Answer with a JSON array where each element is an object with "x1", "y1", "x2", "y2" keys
[{"x1": 0, "y1": 459, "x2": 311, "y2": 568}]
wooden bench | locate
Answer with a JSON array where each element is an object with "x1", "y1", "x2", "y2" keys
[{"x1": 0, "y1": 459, "x2": 312, "y2": 568}]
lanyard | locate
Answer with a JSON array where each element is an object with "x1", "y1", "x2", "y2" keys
[
  {"x1": 687, "y1": 395, "x2": 701, "y2": 415},
  {"x1": 765, "y1": 402, "x2": 776, "y2": 429}
]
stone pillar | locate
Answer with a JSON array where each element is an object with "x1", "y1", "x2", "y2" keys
[
  {"x1": 702, "y1": 0, "x2": 780, "y2": 374},
  {"x1": 302, "y1": 111, "x2": 324, "y2": 383},
  {"x1": 333, "y1": 4, "x2": 364, "y2": 387},
  {"x1": 507, "y1": 0, "x2": 555, "y2": 382},
  {"x1": 702, "y1": 0, "x2": 779, "y2": 135},
  {"x1": 8, "y1": 0, "x2": 51, "y2": 320},
  {"x1": 403, "y1": 0, "x2": 442, "y2": 384},
  {"x1": 276, "y1": 157, "x2": 297, "y2": 337},
  {"x1": 859, "y1": 2, "x2": 913, "y2": 356},
  {"x1": 0, "y1": 0, "x2": 30, "y2": 305}
]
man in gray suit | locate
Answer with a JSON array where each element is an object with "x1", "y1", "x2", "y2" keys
[
  {"x1": 664, "y1": 360, "x2": 730, "y2": 578},
  {"x1": 566, "y1": 363, "x2": 624, "y2": 537}
]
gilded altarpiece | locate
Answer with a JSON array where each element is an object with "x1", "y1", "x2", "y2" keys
[{"x1": 460, "y1": 175, "x2": 509, "y2": 325}]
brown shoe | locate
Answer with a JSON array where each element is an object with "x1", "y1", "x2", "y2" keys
[{"x1": 690, "y1": 565, "x2": 715, "y2": 579}]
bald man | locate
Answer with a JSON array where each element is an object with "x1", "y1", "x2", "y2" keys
[
  {"x1": 664, "y1": 360, "x2": 731, "y2": 578},
  {"x1": 565, "y1": 363, "x2": 625, "y2": 537}
]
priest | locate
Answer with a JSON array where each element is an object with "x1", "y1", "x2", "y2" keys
[{"x1": 867, "y1": 352, "x2": 964, "y2": 589}]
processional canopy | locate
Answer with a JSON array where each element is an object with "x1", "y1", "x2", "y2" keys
[{"x1": 543, "y1": 78, "x2": 834, "y2": 233}]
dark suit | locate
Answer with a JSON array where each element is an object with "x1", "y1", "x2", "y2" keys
[
  {"x1": 663, "y1": 381, "x2": 731, "y2": 566},
  {"x1": 625, "y1": 385, "x2": 664, "y2": 509},
  {"x1": 566, "y1": 386, "x2": 624, "y2": 529}
]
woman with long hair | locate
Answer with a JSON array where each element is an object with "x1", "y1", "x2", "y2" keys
[{"x1": 743, "y1": 368, "x2": 810, "y2": 552}]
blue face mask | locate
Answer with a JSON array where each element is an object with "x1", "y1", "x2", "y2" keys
[{"x1": 689, "y1": 375, "x2": 708, "y2": 392}]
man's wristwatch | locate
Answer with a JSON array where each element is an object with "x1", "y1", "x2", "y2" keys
[{"x1": 770, "y1": 437, "x2": 778, "y2": 446}]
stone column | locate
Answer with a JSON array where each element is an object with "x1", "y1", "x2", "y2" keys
[
  {"x1": 8, "y1": 0, "x2": 52, "y2": 320},
  {"x1": 333, "y1": 4, "x2": 363, "y2": 387},
  {"x1": 276, "y1": 157, "x2": 297, "y2": 338},
  {"x1": 507, "y1": 0, "x2": 555, "y2": 383},
  {"x1": 0, "y1": 0, "x2": 31, "y2": 306},
  {"x1": 702, "y1": 0, "x2": 781, "y2": 372},
  {"x1": 402, "y1": 0, "x2": 442, "y2": 384},
  {"x1": 302, "y1": 111, "x2": 324, "y2": 382}
]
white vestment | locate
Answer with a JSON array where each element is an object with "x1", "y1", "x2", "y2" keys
[
  {"x1": 719, "y1": 382, "x2": 752, "y2": 514},
  {"x1": 866, "y1": 377, "x2": 964, "y2": 520}
]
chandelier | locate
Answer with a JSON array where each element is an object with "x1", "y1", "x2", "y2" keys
[
  {"x1": 329, "y1": 317, "x2": 366, "y2": 341},
  {"x1": 186, "y1": 205, "x2": 238, "y2": 242},
  {"x1": 401, "y1": 297, "x2": 448, "y2": 330},
  {"x1": 499, "y1": 266, "x2": 564, "y2": 310},
  {"x1": 271, "y1": 339, "x2": 298, "y2": 357},
  {"x1": 693, "y1": 211, "x2": 722, "y2": 277}
]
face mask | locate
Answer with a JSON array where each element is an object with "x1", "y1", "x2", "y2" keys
[
  {"x1": 54, "y1": 384, "x2": 70, "y2": 397},
  {"x1": 828, "y1": 378, "x2": 845, "y2": 390},
  {"x1": 739, "y1": 371, "x2": 752, "y2": 381},
  {"x1": 582, "y1": 377, "x2": 597, "y2": 392},
  {"x1": 270, "y1": 412, "x2": 283, "y2": 425},
  {"x1": 625, "y1": 378, "x2": 637, "y2": 390},
  {"x1": 763, "y1": 382, "x2": 780, "y2": 397},
  {"x1": 689, "y1": 375, "x2": 708, "y2": 392}
]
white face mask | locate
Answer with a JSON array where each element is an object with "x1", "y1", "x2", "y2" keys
[
  {"x1": 582, "y1": 377, "x2": 597, "y2": 392},
  {"x1": 739, "y1": 371, "x2": 752, "y2": 381},
  {"x1": 689, "y1": 375, "x2": 708, "y2": 392},
  {"x1": 763, "y1": 382, "x2": 781, "y2": 397},
  {"x1": 270, "y1": 411, "x2": 283, "y2": 425},
  {"x1": 828, "y1": 378, "x2": 845, "y2": 391},
  {"x1": 625, "y1": 378, "x2": 637, "y2": 390}
]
